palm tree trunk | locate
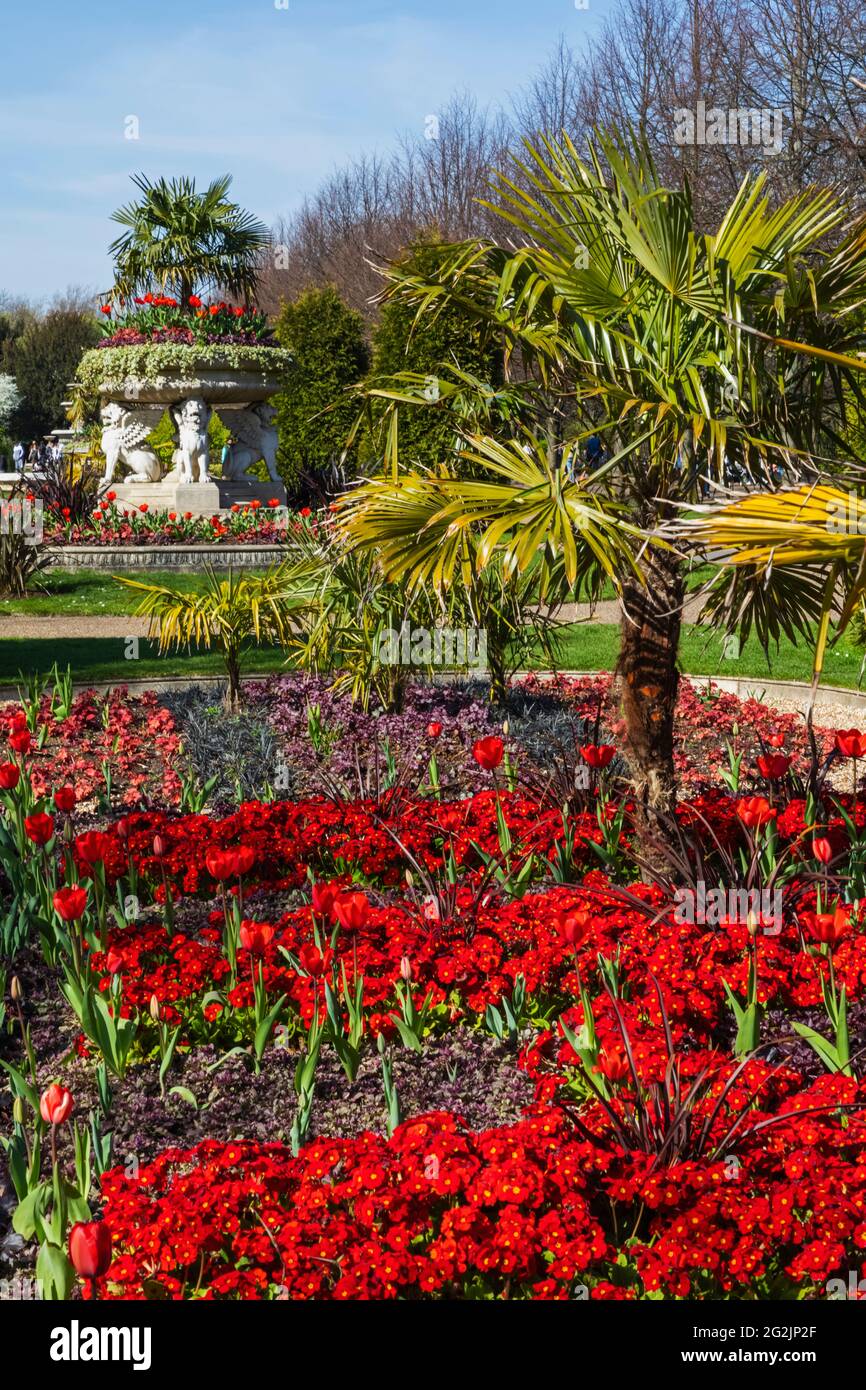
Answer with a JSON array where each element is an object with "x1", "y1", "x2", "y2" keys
[{"x1": 613, "y1": 545, "x2": 684, "y2": 856}]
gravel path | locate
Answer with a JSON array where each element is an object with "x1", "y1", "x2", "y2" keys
[{"x1": 0, "y1": 615, "x2": 150, "y2": 638}]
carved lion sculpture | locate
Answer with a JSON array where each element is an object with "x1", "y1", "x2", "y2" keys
[
  {"x1": 171, "y1": 396, "x2": 212, "y2": 483},
  {"x1": 100, "y1": 403, "x2": 162, "y2": 484},
  {"x1": 222, "y1": 403, "x2": 281, "y2": 484}
]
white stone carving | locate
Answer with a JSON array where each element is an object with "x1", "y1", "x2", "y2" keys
[
  {"x1": 222, "y1": 403, "x2": 281, "y2": 483},
  {"x1": 100, "y1": 403, "x2": 163, "y2": 484},
  {"x1": 171, "y1": 396, "x2": 212, "y2": 483}
]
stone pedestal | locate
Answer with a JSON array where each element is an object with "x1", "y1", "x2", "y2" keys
[{"x1": 104, "y1": 476, "x2": 287, "y2": 516}]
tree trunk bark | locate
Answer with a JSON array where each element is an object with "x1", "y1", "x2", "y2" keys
[{"x1": 613, "y1": 544, "x2": 684, "y2": 862}]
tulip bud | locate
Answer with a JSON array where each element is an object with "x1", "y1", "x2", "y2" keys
[
  {"x1": 149, "y1": 994, "x2": 161, "y2": 1023},
  {"x1": 400, "y1": 955, "x2": 412, "y2": 982},
  {"x1": 12, "y1": 1097, "x2": 24, "y2": 1125},
  {"x1": 153, "y1": 834, "x2": 167, "y2": 858},
  {"x1": 10, "y1": 975, "x2": 22, "y2": 1002},
  {"x1": 746, "y1": 909, "x2": 760, "y2": 936}
]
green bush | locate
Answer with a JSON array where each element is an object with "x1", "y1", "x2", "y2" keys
[{"x1": 273, "y1": 286, "x2": 369, "y2": 492}]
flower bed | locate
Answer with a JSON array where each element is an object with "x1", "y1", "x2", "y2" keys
[{"x1": 2, "y1": 673, "x2": 866, "y2": 1303}]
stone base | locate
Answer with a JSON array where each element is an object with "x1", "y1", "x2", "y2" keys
[{"x1": 102, "y1": 477, "x2": 287, "y2": 516}]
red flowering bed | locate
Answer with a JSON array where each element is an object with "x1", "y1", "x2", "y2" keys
[{"x1": 3, "y1": 679, "x2": 866, "y2": 1303}]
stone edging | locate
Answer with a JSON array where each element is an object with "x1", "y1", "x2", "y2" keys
[{"x1": 45, "y1": 545, "x2": 287, "y2": 569}]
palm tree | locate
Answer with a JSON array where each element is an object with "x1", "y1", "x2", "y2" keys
[
  {"x1": 108, "y1": 174, "x2": 270, "y2": 305},
  {"x1": 115, "y1": 563, "x2": 317, "y2": 711},
  {"x1": 338, "y1": 131, "x2": 866, "y2": 834}
]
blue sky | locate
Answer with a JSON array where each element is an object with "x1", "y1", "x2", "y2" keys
[{"x1": 0, "y1": 0, "x2": 610, "y2": 301}]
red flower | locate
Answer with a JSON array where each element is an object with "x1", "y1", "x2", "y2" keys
[
  {"x1": 767, "y1": 733, "x2": 786, "y2": 748},
  {"x1": 553, "y1": 910, "x2": 592, "y2": 947},
  {"x1": 737, "y1": 796, "x2": 776, "y2": 828},
  {"x1": 756, "y1": 753, "x2": 791, "y2": 779},
  {"x1": 834, "y1": 728, "x2": 866, "y2": 759},
  {"x1": 205, "y1": 847, "x2": 237, "y2": 880},
  {"x1": 106, "y1": 491, "x2": 117, "y2": 502},
  {"x1": 334, "y1": 892, "x2": 370, "y2": 933},
  {"x1": 239, "y1": 922, "x2": 275, "y2": 955},
  {"x1": 811, "y1": 837, "x2": 833, "y2": 865},
  {"x1": 53, "y1": 886, "x2": 88, "y2": 922},
  {"x1": 8, "y1": 728, "x2": 31, "y2": 755},
  {"x1": 188, "y1": 295, "x2": 202, "y2": 308},
  {"x1": 803, "y1": 902, "x2": 851, "y2": 945},
  {"x1": 139, "y1": 503, "x2": 149, "y2": 514},
  {"x1": 311, "y1": 881, "x2": 337, "y2": 919},
  {"x1": 100, "y1": 304, "x2": 112, "y2": 315},
  {"x1": 76, "y1": 830, "x2": 109, "y2": 864},
  {"x1": 24, "y1": 812, "x2": 54, "y2": 845},
  {"x1": 40, "y1": 1084, "x2": 73, "y2": 1125},
  {"x1": 0, "y1": 762, "x2": 20, "y2": 791},
  {"x1": 594, "y1": 1045, "x2": 630, "y2": 1083},
  {"x1": 427, "y1": 721, "x2": 443, "y2": 739},
  {"x1": 298, "y1": 943, "x2": 324, "y2": 977},
  {"x1": 580, "y1": 744, "x2": 616, "y2": 770},
  {"x1": 68, "y1": 1221, "x2": 112, "y2": 1280},
  {"x1": 472, "y1": 736, "x2": 504, "y2": 771},
  {"x1": 234, "y1": 845, "x2": 256, "y2": 876},
  {"x1": 54, "y1": 785, "x2": 76, "y2": 813},
  {"x1": 105, "y1": 949, "x2": 125, "y2": 975}
]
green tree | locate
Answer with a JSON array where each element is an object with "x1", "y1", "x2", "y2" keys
[
  {"x1": 366, "y1": 240, "x2": 502, "y2": 471},
  {"x1": 8, "y1": 307, "x2": 100, "y2": 439},
  {"x1": 108, "y1": 174, "x2": 270, "y2": 305},
  {"x1": 273, "y1": 286, "x2": 369, "y2": 491}
]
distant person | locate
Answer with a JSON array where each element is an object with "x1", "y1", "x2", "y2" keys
[
  {"x1": 12, "y1": 441, "x2": 24, "y2": 471},
  {"x1": 221, "y1": 435, "x2": 234, "y2": 473},
  {"x1": 50, "y1": 440, "x2": 64, "y2": 465},
  {"x1": 26, "y1": 440, "x2": 39, "y2": 468},
  {"x1": 585, "y1": 433, "x2": 608, "y2": 469}
]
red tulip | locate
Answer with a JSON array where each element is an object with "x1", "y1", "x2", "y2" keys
[
  {"x1": 298, "y1": 943, "x2": 324, "y2": 978},
  {"x1": 767, "y1": 733, "x2": 786, "y2": 748},
  {"x1": 0, "y1": 762, "x2": 20, "y2": 790},
  {"x1": 737, "y1": 796, "x2": 776, "y2": 828},
  {"x1": 24, "y1": 812, "x2": 54, "y2": 845},
  {"x1": 311, "y1": 881, "x2": 337, "y2": 919},
  {"x1": 334, "y1": 892, "x2": 370, "y2": 933},
  {"x1": 594, "y1": 1045, "x2": 630, "y2": 1083},
  {"x1": 188, "y1": 295, "x2": 202, "y2": 308},
  {"x1": 8, "y1": 729, "x2": 31, "y2": 755},
  {"x1": 205, "y1": 847, "x2": 237, "y2": 880},
  {"x1": 40, "y1": 1083, "x2": 73, "y2": 1125},
  {"x1": 53, "y1": 785, "x2": 76, "y2": 812},
  {"x1": 426, "y1": 721, "x2": 443, "y2": 738},
  {"x1": 76, "y1": 830, "x2": 109, "y2": 864},
  {"x1": 580, "y1": 744, "x2": 616, "y2": 770},
  {"x1": 553, "y1": 910, "x2": 592, "y2": 947},
  {"x1": 68, "y1": 1221, "x2": 112, "y2": 1280},
  {"x1": 756, "y1": 753, "x2": 791, "y2": 780},
  {"x1": 835, "y1": 729, "x2": 866, "y2": 759},
  {"x1": 53, "y1": 886, "x2": 87, "y2": 922},
  {"x1": 239, "y1": 921, "x2": 275, "y2": 954},
  {"x1": 233, "y1": 845, "x2": 256, "y2": 876},
  {"x1": 105, "y1": 948, "x2": 125, "y2": 975},
  {"x1": 811, "y1": 837, "x2": 833, "y2": 865},
  {"x1": 472, "y1": 736, "x2": 504, "y2": 771},
  {"x1": 803, "y1": 902, "x2": 851, "y2": 945}
]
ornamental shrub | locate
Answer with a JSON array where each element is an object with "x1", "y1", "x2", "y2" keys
[{"x1": 273, "y1": 286, "x2": 369, "y2": 493}]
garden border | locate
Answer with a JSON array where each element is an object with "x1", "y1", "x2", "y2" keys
[
  {"x1": 1, "y1": 667, "x2": 863, "y2": 711},
  {"x1": 45, "y1": 545, "x2": 287, "y2": 570}
]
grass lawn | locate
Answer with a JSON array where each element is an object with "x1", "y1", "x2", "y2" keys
[
  {"x1": 1, "y1": 570, "x2": 269, "y2": 616},
  {"x1": 6, "y1": 564, "x2": 716, "y2": 617},
  {"x1": 0, "y1": 620, "x2": 864, "y2": 689}
]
